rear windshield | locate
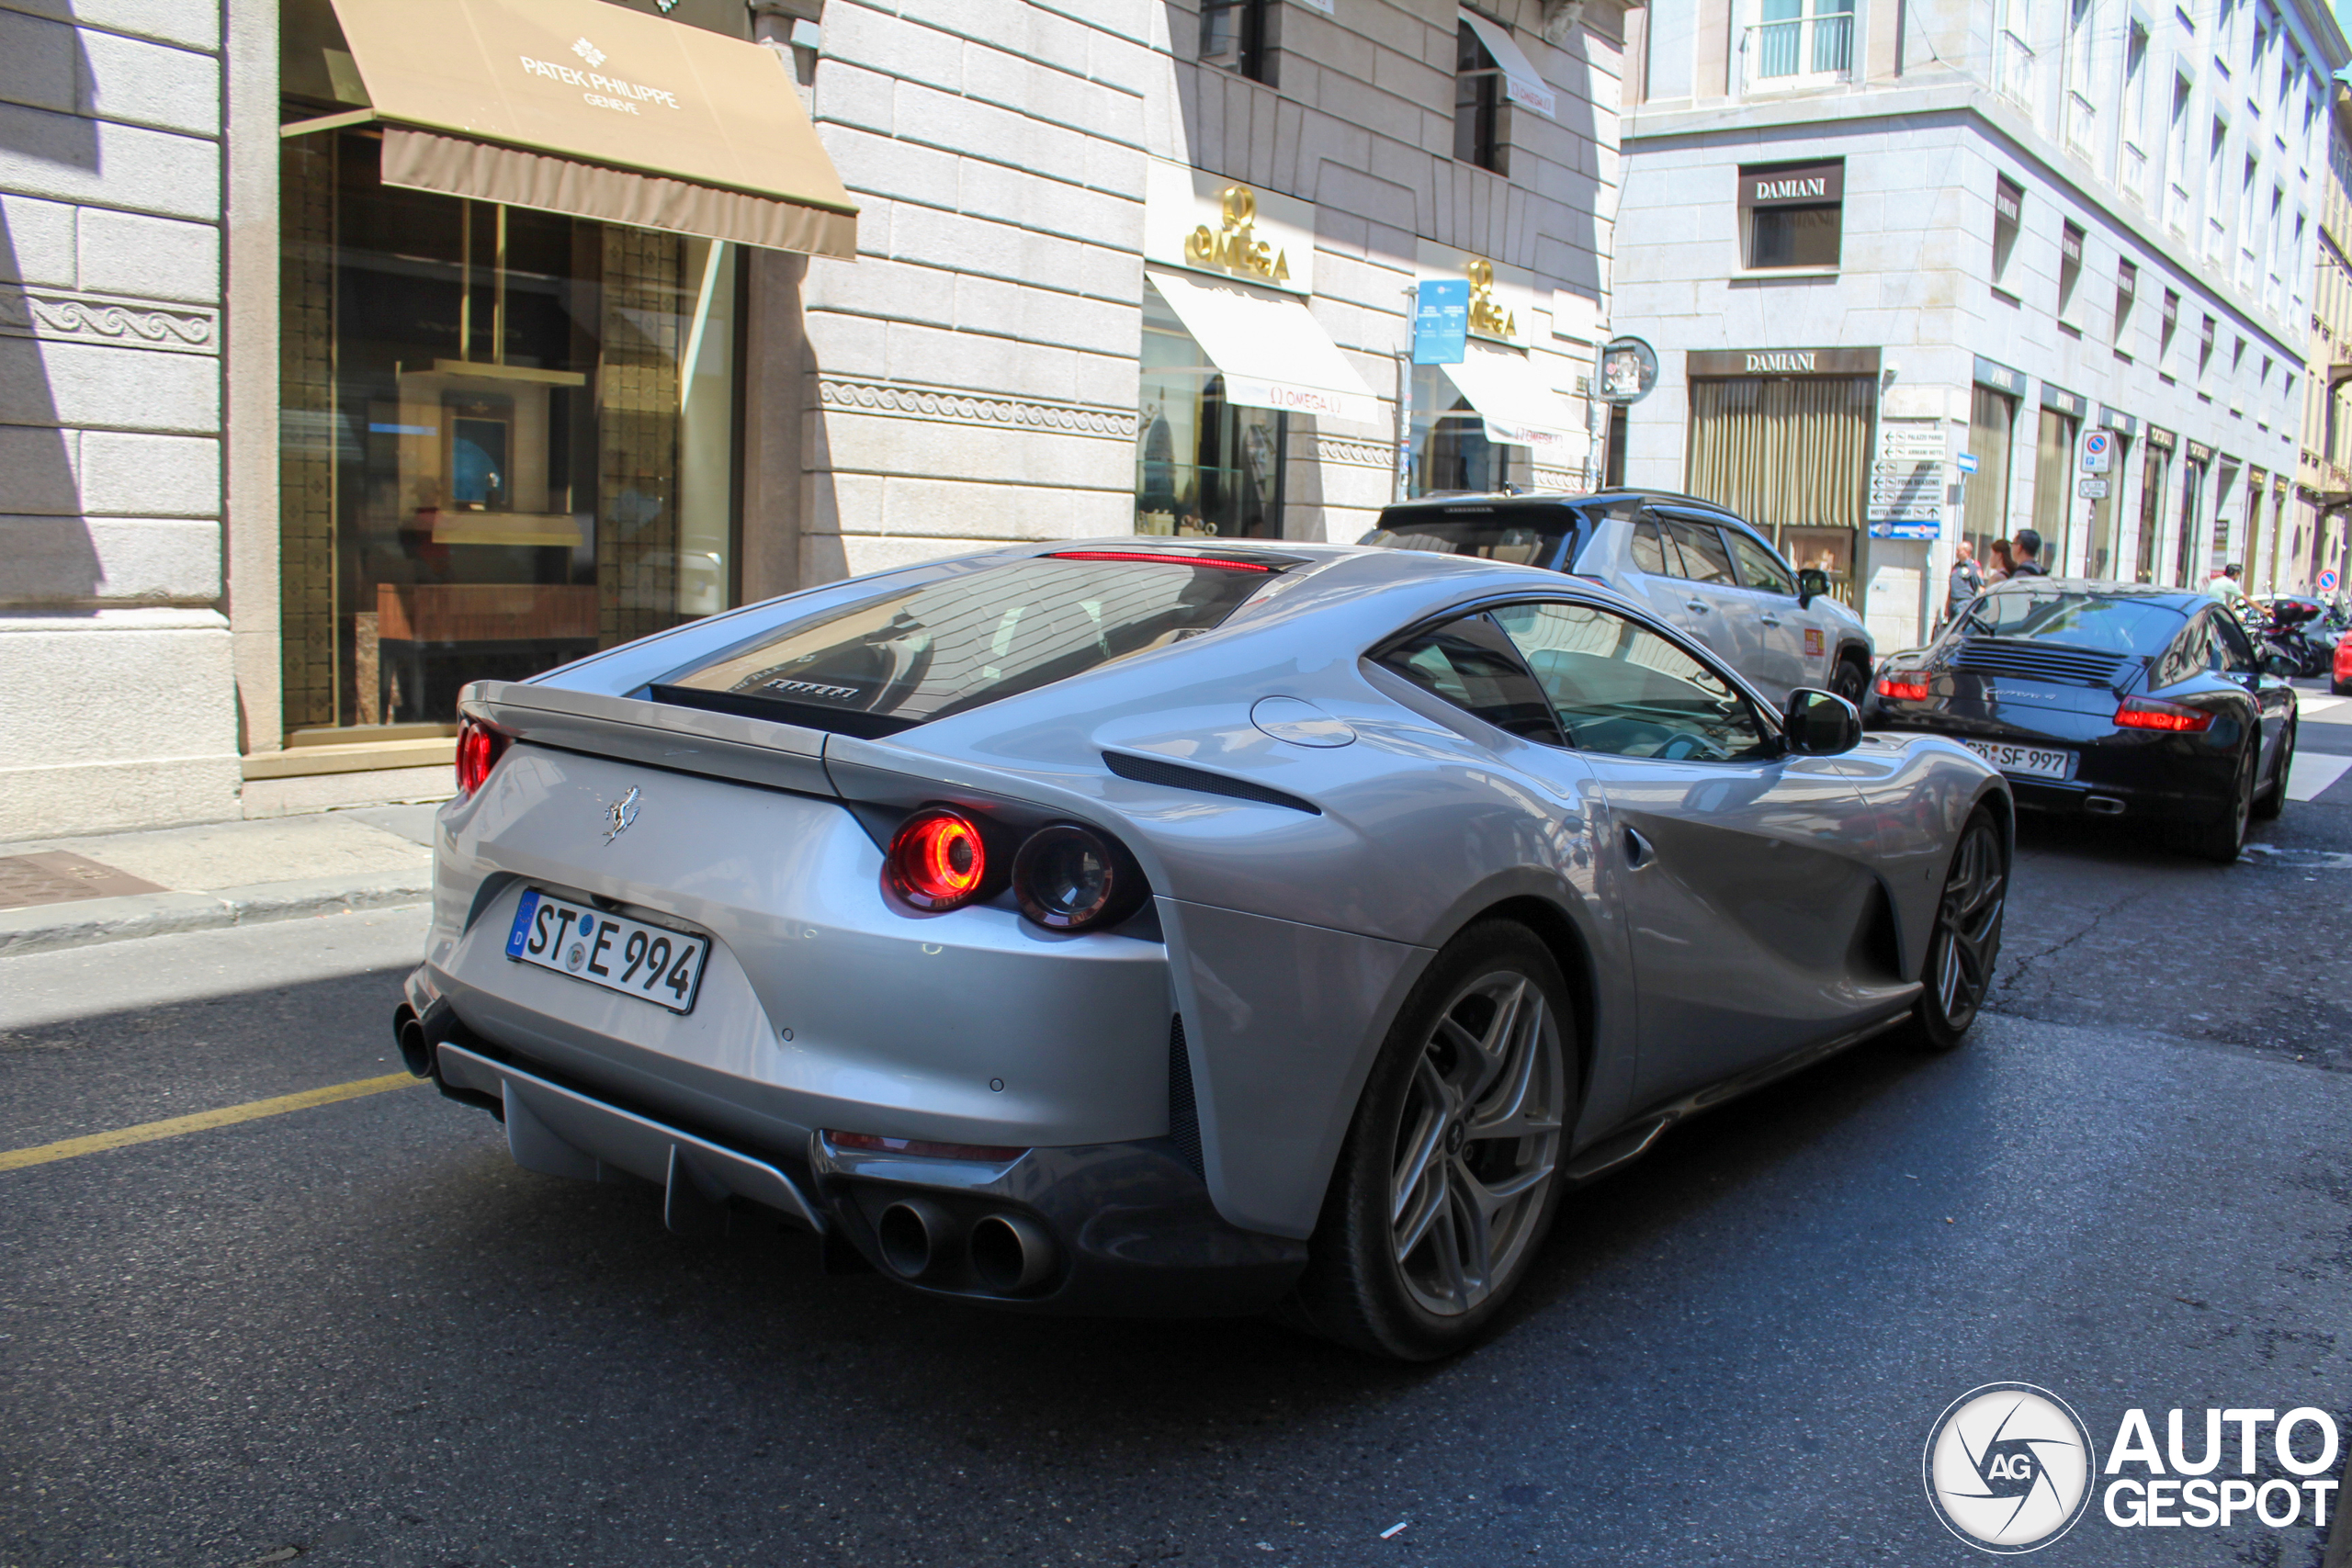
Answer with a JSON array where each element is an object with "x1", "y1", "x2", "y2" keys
[
  {"x1": 1952, "y1": 589, "x2": 2186, "y2": 655},
  {"x1": 655, "y1": 557, "x2": 1275, "y2": 735},
  {"x1": 1360, "y1": 510, "x2": 1586, "y2": 570}
]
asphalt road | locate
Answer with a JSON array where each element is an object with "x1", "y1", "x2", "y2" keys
[{"x1": 5, "y1": 704, "x2": 2351, "y2": 1568}]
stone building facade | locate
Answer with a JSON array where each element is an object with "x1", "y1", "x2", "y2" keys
[
  {"x1": 0, "y1": 0, "x2": 1629, "y2": 840},
  {"x1": 1613, "y1": 0, "x2": 2346, "y2": 650},
  {"x1": 2291, "y1": 83, "x2": 2352, "y2": 596},
  {"x1": 0, "y1": 1, "x2": 236, "y2": 840}
]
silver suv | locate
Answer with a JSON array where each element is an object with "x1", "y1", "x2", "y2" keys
[{"x1": 1363, "y1": 490, "x2": 1874, "y2": 708}]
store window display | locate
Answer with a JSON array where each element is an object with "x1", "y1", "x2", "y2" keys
[
  {"x1": 277, "y1": 130, "x2": 740, "y2": 734},
  {"x1": 1136, "y1": 285, "x2": 1287, "y2": 536}
]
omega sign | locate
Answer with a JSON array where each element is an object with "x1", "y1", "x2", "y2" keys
[{"x1": 1185, "y1": 186, "x2": 1293, "y2": 287}]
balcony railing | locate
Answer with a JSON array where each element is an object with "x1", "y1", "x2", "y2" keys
[
  {"x1": 1743, "y1": 13, "x2": 1853, "y2": 90},
  {"x1": 1996, "y1": 29, "x2": 2036, "y2": 109},
  {"x1": 2065, "y1": 88, "x2": 2098, "y2": 156}
]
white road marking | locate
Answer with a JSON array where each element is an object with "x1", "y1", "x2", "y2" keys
[{"x1": 2286, "y1": 750, "x2": 2352, "y2": 802}]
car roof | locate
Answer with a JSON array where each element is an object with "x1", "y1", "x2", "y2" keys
[
  {"x1": 1376, "y1": 488, "x2": 1743, "y2": 520},
  {"x1": 1983, "y1": 578, "x2": 2209, "y2": 609}
]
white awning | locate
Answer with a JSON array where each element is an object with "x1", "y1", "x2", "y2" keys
[
  {"x1": 1438, "y1": 343, "x2": 1578, "y2": 451},
  {"x1": 1147, "y1": 269, "x2": 1382, "y2": 427},
  {"x1": 1459, "y1": 9, "x2": 1557, "y2": 118}
]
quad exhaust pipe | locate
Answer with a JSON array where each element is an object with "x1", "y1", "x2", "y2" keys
[
  {"x1": 967, "y1": 1213, "x2": 1056, "y2": 1292},
  {"x1": 875, "y1": 1199, "x2": 1057, "y2": 1293},
  {"x1": 393, "y1": 1004, "x2": 431, "y2": 1077}
]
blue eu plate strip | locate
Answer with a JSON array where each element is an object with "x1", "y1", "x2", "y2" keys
[{"x1": 506, "y1": 889, "x2": 542, "y2": 959}]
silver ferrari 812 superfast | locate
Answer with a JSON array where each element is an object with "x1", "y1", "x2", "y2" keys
[{"x1": 397, "y1": 539, "x2": 2010, "y2": 1359}]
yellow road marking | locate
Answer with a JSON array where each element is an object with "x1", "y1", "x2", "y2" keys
[{"x1": 0, "y1": 1073, "x2": 425, "y2": 1172}]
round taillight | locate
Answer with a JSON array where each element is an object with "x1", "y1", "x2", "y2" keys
[
  {"x1": 455, "y1": 717, "x2": 507, "y2": 796},
  {"x1": 1013, "y1": 824, "x2": 1146, "y2": 932},
  {"x1": 886, "y1": 808, "x2": 990, "y2": 911}
]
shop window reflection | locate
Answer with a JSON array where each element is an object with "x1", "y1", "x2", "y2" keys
[
  {"x1": 277, "y1": 129, "x2": 739, "y2": 736},
  {"x1": 1408, "y1": 364, "x2": 1530, "y2": 496},
  {"x1": 1136, "y1": 286, "x2": 1286, "y2": 536}
]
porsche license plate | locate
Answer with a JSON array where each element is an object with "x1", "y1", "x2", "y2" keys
[
  {"x1": 1960, "y1": 739, "x2": 2076, "y2": 781},
  {"x1": 505, "y1": 888, "x2": 708, "y2": 1013}
]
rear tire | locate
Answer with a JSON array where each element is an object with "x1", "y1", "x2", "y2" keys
[
  {"x1": 1284, "y1": 921, "x2": 1577, "y2": 1361},
  {"x1": 1912, "y1": 807, "x2": 2007, "y2": 1052},
  {"x1": 2176, "y1": 743, "x2": 2256, "y2": 863},
  {"x1": 2253, "y1": 720, "x2": 2293, "y2": 821}
]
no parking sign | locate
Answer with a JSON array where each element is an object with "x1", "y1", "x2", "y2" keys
[
  {"x1": 2082, "y1": 430, "x2": 2113, "y2": 473},
  {"x1": 2323, "y1": 569, "x2": 2341, "y2": 592}
]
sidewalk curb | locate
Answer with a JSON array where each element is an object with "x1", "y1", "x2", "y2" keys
[{"x1": 0, "y1": 871, "x2": 432, "y2": 957}]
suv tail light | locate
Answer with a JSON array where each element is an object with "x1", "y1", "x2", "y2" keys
[
  {"x1": 2113, "y1": 695, "x2": 2214, "y2": 732},
  {"x1": 1012, "y1": 823, "x2": 1148, "y2": 933},
  {"x1": 885, "y1": 808, "x2": 995, "y2": 911},
  {"x1": 455, "y1": 716, "x2": 509, "y2": 795}
]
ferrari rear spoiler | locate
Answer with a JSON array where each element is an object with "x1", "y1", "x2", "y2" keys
[{"x1": 458, "y1": 680, "x2": 839, "y2": 800}]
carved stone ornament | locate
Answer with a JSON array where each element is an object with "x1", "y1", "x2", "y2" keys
[
  {"x1": 817, "y1": 378, "x2": 1136, "y2": 440},
  {"x1": 0, "y1": 288, "x2": 219, "y2": 355}
]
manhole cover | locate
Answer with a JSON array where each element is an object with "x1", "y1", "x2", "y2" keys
[{"x1": 0, "y1": 852, "x2": 169, "y2": 910}]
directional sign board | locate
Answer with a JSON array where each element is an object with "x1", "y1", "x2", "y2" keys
[
  {"x1": 2077, "y1": 478, "x2": 2109, "y2": 500},
  {"x1": 1411, "y1": 280, "x2": 1469, "y2": 365},
  {"x1": 2082, "y1": 430, "x2": 2113, "y2": 473},
  {"x1": 1955, "y1": 452, "x2": 1980, "y2": 474}
]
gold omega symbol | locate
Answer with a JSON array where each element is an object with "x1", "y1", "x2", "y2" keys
[{"x1": 1186, "y1": 185, "x2": 1292, "y2": 285}]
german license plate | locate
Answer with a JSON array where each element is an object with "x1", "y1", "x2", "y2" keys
[
  {"x1": 1960, "y1": 739, "x2": 2076, "y2": 781},
  {"x1": 505, "y1": 888, "x2": 708, "y2": 1014}
]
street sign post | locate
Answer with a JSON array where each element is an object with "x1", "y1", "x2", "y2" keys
[
  {"x1": 1955, "y1": 453, "x2": 1979, "y2": 474},
  {"x1": 2077, "y1": 478, "x2": 2109, "y2": 500}
]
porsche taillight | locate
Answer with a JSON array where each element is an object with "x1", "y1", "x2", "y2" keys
[
  {"x1": 454, "y1": 716, "x2": 509, "y2": 795},
  {"x1": 2113, "y1": 695, "x2": 2214, "y2": 732},
  {"x1": 1875, "y1": 673, "x2": 1930, "y2": 701}
]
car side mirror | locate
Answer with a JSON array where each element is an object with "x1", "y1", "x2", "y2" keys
[
  {"x1": 1796, "y1": 568, "x2": 1830, "y2": 609},
  {"x1": 1783, "y1": 687, "x2": 1861, "y2": 756}
]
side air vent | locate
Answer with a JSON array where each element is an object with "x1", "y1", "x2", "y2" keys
[
  {"x1": 1168, "y1": 1013, "x2": 1204, "y2": 1179},
  {"x1": 1102, "y1": 751, "x2": 1321, "y2": 815},
  {"x1": 1952, "y1": 639, "x2": 2132, "y2": 687}
]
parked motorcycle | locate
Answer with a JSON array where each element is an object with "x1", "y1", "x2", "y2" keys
[{"x1": 2247, "y1": 596, "x2": 2335, "y2": 678}]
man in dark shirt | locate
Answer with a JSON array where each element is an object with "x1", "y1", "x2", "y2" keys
[{"x1": 2009, "y1": 528, "x2": 2050, "y2": 577}]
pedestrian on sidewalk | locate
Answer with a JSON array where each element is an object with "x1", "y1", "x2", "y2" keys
[
  {"x1": 1985, "y1": 538, "x2": 2016, "y2": 583},
  {"x1": 1946, "y1": 542, "x2": 1985, "y2": 622},
  {"x1": 2008, "y1": 529, "x2": 2049, "y2": 577}
]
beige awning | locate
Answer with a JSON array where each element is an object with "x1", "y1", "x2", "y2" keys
[{"x1": 311, "y1": 0, "x2": 856, "y2": 257}]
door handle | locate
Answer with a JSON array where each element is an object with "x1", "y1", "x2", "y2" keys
[
  {"x1": 1758, "y1": 614, "x2": 1782, "y2": 626},
  {"x1": 1684, "y1": 598, "x2": 1710, "y2": 614},
  {"x1": 1623, "y1": 827, "x2": 1656, "y2": 868}
]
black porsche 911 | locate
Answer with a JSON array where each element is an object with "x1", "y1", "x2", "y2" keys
[{"x1": 1867, "y1": 580, "x2": 2298, "y2": 862}]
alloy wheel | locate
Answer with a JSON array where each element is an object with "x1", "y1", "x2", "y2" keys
[
  {"x1": 1927, "y1": 816, "x2": 2007, "y2": 1033},
  {"x1": 1386, "y1": 972, "x2": 1566, "y2": 1318}
]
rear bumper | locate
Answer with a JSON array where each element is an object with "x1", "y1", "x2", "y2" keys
[
  {"x1": 1868, "y1": 706, "x2": 2239, "y2": 822},
  {"x1": 410, "y1": 1012, "x2": 1305, "y2": 1317}
]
